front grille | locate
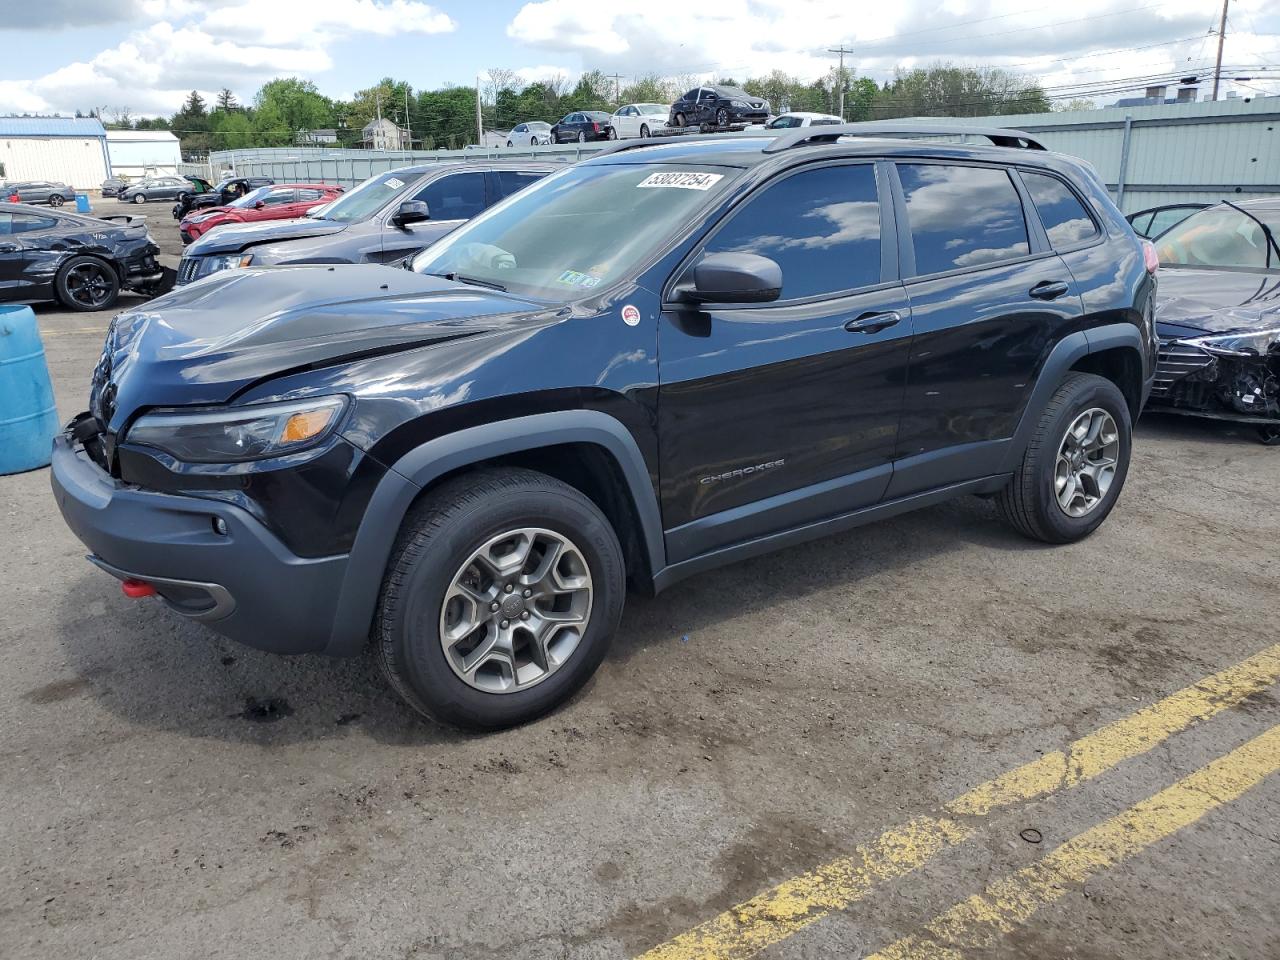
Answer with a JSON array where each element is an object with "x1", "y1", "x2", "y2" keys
[
  {"x1": 177, "y1": 257, "x2": 201, "y2": 284},
  {"x1": 1151, "y1": 339, "x2": 1214, "y2": 397}
]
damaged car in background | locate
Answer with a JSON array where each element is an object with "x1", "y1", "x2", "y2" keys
[{"x1": 1150, "y1": 199, "x2": 1280, "y2": 445}]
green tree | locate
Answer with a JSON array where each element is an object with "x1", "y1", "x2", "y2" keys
[
  {"x1": 254, "y1": 77, "x2": 334, "y2": 142},
  {"x1": 215, "y1": 88, "x2": 239, "y2": 112},
  {"x1": 1053, "y1": 97, "x2": 1097, "y2": 112},
  {"x1": 619, "y1": 74, "x2": 671, "y2": 106},
  {"x1": 871, "y1": 63, "x2": 1050, "y2": 119}
]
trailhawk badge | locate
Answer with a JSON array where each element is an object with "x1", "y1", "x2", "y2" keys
[{"x1": 621, "y1": 304, "x2": 641, "y2": 326}]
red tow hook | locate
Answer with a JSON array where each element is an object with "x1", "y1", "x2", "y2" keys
[{"x1": 121, "y1": 578, "x2": 157, "y2": 599}]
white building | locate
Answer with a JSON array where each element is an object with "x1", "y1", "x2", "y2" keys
[
  {"x1": 361, "y1": 117, "x2": 414, "y2": 150},
  {"x1": 0, "y1": 116, "x2": 109, "y2": 189},
  {"x1": 105, "y1": 129, "x2": 182, "y2": 179}
]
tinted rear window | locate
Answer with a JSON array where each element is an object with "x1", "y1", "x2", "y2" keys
[
  {"x1": 1022, "y1": 171, "x2": 1098, "y2": 247},
  {"x1": 704, "y1": 163, "x2": 881, "y2": 300},
  {"x1": 898, "y1": 163, "x2": 1029, "y2": 275}
]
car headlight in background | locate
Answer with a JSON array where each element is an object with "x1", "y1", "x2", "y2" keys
[
  {"x1": 200, "y1": 253, "x2": 254, "y2": 277},
  {"x1": 125, "y1": 396, "x2": 347, "y2": 463},
  {"x1": 1183, "y1": 327, "x2": 1280, "y2": 358}
]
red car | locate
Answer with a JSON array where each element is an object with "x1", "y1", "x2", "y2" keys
[{"x1": 179, "y1": 183, "x2": 343, "y2": 243}]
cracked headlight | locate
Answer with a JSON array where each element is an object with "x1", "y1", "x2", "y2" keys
[
  {"x1": 1183, "y1": 327, "x2": 1280, "y2": 358},
  {"x1": 126, "y1": 396, "x2": 347, "y2": 463}
]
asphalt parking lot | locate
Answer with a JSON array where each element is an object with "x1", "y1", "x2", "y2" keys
[{"x1": 1, "y1": 196, "x2": 1277, "y2": 960}]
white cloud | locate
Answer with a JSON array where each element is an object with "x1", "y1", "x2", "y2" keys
[
  {"x1": 505, "y1": 0, "x2": 1280, "y2": 103},
  {"x1": 0, "y1": 0, "x2": 455, "y2": 116}
]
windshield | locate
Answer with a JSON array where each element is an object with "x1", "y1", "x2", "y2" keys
[
  {"x1": 318, "y1": 169, "x2": 416, "y2": 223},
  {"x1": 637, "y1": 104, "x2": 668, "y2": 114},
  {"x1": 717, "y1": 87, "x2": 753, "y2": 100},
  {"x1": 411, "y1": 162, "x2": 738, "y2": 301},
  {"x1": 1156, "y1": 204, "x2": 1280, "y2": 271},
  {"x1": 529, "y1": 122, "x2": 551, "y2": 130},
  {"x1": 228, "y1": 186, "x2": 272, "y2": 208}
]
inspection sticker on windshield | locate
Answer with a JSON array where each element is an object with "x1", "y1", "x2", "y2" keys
[
  {"x1": 384, "y1": 177, "x2": 405, "y2": 189},
  {"x1": 637, "y1": 171, "x2": 724, "y2": 191},
  {"x1": 556, "y1": 270, "x2": 602, "y2": 288}
]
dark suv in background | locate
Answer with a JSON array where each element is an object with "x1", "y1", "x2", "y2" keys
[
  {"x1": 52, "y1": 123, "x2": 1155, "y2": 730},
  {"x1": 670, "y1": 86, "x2": 771, "y2": 127},
  {"x1": 176, "y1": 160, "x2": 556, "y2": 284}
]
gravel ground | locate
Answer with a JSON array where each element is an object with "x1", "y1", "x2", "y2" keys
[{"x1": 1, "y1": 197, "x2": 1276, "y2": 960}]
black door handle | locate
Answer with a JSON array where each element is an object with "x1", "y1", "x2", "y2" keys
[
  {"x1": 1030, "y1": 280, "x2": 1070, "y2": 300},
  {"x1": 845, "y1": 310, "x2": 902, "y2": 334},
  {"x1": 0, "y1": 243, "x2": 20, "y2": 254}
]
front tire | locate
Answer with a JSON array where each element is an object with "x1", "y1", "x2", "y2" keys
[
  {"x1": 376, "y1": 468, "x2": 625, "y2": 730},
  {"x1": 716, "y1": 108, "x2": 730, "y2": 126},
  {"x1": 996, "y1": 372, "x2": 1132, "y2": 543},
  {"x1": 132, "y1": 193, "x2": 145, "y2": 204},
  {"x1": 1258, "y1": 426, "x2": 1280, "y2": 446}
]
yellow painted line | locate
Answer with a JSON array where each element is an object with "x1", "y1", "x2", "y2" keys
[
  {"x1": 867, "y1": 724, "x2": 1280, "y2": 960},
  {"x1": 636, "y1": 643, "x2": 1280, "y2": 960}
]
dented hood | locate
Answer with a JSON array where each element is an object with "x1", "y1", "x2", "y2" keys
[
  {"x1": 184, "y1": 216, "x2": 348, "y2": 255},
  {"x1": 95, "y1": 263, "x2": 545, "y2": 433},
  {"x1": 1155, "y1": 266, "x2": 1280, "y2": 338}
]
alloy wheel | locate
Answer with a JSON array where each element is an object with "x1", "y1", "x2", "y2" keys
[
  {"x1": 49, "y1": 194, "x2": 64, "y2": 207},
  {"x1": 439, "y1": 527, "x2": 593, "y2": 694},
  {"x1": 717, "y1": 108, "x2": 730, "y2": 126},
  {"x1": 65, "y1": 262, "x2": 115, "y2": 308},
  {"x1": 1054, "y1": 407, "x2": 1119, "y2": 517}
]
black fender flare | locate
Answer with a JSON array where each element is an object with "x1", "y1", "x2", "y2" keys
[
  {"x1": 997, "y1": 322, "x2": 1146, "y2": 474},
  {"x1": 324, "y1": 410, "x2": 665, "y2": 655}
]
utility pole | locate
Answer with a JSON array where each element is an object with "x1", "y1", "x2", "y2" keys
[
  {"x1": 1212, "y1": 0, "x2": 1229, "y2": 101},
  {"x1": 476, "y1": 75, "x2": 484, "y2": 146},
  {"x1": 605, "y1": 72, "x2": 625, "y2": 104},
  {"x1": 403, "y1": 85, "x2": 412, "y2": 153},
  {"x1": 827, "y1": 45, "x2": 855, "y2": 119}
]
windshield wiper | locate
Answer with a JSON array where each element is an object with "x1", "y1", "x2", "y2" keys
[
  {"x1": 429, "y1": 271, "x2": 507, "y2": 292},
  {"x1": 1223, "y1": 200, "x2": 1280, "y2": 269}
]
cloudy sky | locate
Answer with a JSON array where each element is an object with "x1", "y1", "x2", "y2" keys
[{"x1": 1, "y1": 0, "x2": 1277, "y2": 117}]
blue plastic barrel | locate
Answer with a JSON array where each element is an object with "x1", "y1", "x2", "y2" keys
[
  {"x1": 75, "y1": 193, "x2": 91, "y2": 214},
  {"x1": 0, "y1": 305, "x2": 59, "y2": 474}
]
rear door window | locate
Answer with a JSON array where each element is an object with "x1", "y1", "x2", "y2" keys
[
  {"x1": 897, "y1": 163, "x2": 1030, "y2": 275},
  {"x1": 414, "y1": 171, "x2": 486, "y2": 221},
  {"x1": 1021, "y1": 171, "x2": 1099, "y2": 247},
  {"x1": 497, "y1": 170, "x2": 545, "y2": 199},
  {"x1": 702, "y1": 163, "x2": 881, "y2": 300}
]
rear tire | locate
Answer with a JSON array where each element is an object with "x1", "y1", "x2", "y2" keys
[
  {"x1": 577, "y1": 131, "x2": 587, "y2": 143},
  {"x1": 674, "y1": 112, "x2": 686, "y2": 127},
  {"x1": 640, "y1": 124, "x2": 650, "y2": 138},
  {"x1": 1258, "y1": 426, "x2": 1280, "y2": 446},
  {"x1": 996, "y1": 372, "x2": 1132, "y2": 543},
  {"x1": 375, "y1": 468, "x2": 625, "y2": 730},
  {"x1": 48, "y1": 194, "x2": 65, "y2": 207},
  {"x1": 54, "y1": 256, "x2": 120, "y2": 312}
]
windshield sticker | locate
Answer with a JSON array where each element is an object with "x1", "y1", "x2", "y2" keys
[
  {"x1": 384, "y1": 177, "x2": 405, "y2": 189},
  {"x1": 637, "y1": 171, "x2": 724, "y2": 191},
  {"x1": 556, "y1": 270, "x2": 603, "y2": 288}
]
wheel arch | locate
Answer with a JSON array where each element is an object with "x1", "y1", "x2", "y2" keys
[
  {"x1": 998, "y1": 323, "x2": 1145, "y2": 474},
  {"x1": 323, "y1": 410, "x2": 664, "y2": 656}
]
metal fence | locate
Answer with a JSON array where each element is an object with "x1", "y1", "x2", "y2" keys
[{"x1": 207, "y1": 97, "x2": 1279, "y2": 213}]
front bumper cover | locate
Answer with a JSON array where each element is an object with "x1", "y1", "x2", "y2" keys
[{"x1": 50, "y1": 432, "x2": 351, "y2": 655}]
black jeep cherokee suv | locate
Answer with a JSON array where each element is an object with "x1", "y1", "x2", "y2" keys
[{"x1": 51, "y1": 124, "x2": 1157, "y2": 729}]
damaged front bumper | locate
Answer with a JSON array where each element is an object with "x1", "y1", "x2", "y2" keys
[{"x1": 1148, "y1": 334, "x2": 1279, "y2": 438}]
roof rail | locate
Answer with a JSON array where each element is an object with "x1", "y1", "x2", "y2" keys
[
  {"x1": 761, "y1": 121, "x2": 1047, "y2": 153},
  {"x1": 589, "y1": 132, "x2": 764, "y2": 158}
]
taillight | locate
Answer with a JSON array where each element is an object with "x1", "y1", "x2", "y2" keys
[{"x1": 1141, "y1": 239, "x2": 1159, "y2": 274}]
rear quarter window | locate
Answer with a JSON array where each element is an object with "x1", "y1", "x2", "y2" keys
[
  {"x1": 898, "y1": 163, "x2": 1029, "y2": 275},
  {"x1": 1021, "y1": 171, "x2": 1099, "y2": 247}
]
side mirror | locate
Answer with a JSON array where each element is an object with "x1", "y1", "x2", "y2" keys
[
  {"x1": 253, "y1": 200, "x2": 265, "y2": 209},
  {"x1": 680, "y1": 252, "x2": 782, "y2": 304},
  {"x1": 392, "y1": 200, "x2": 430, "y2": 227}
]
